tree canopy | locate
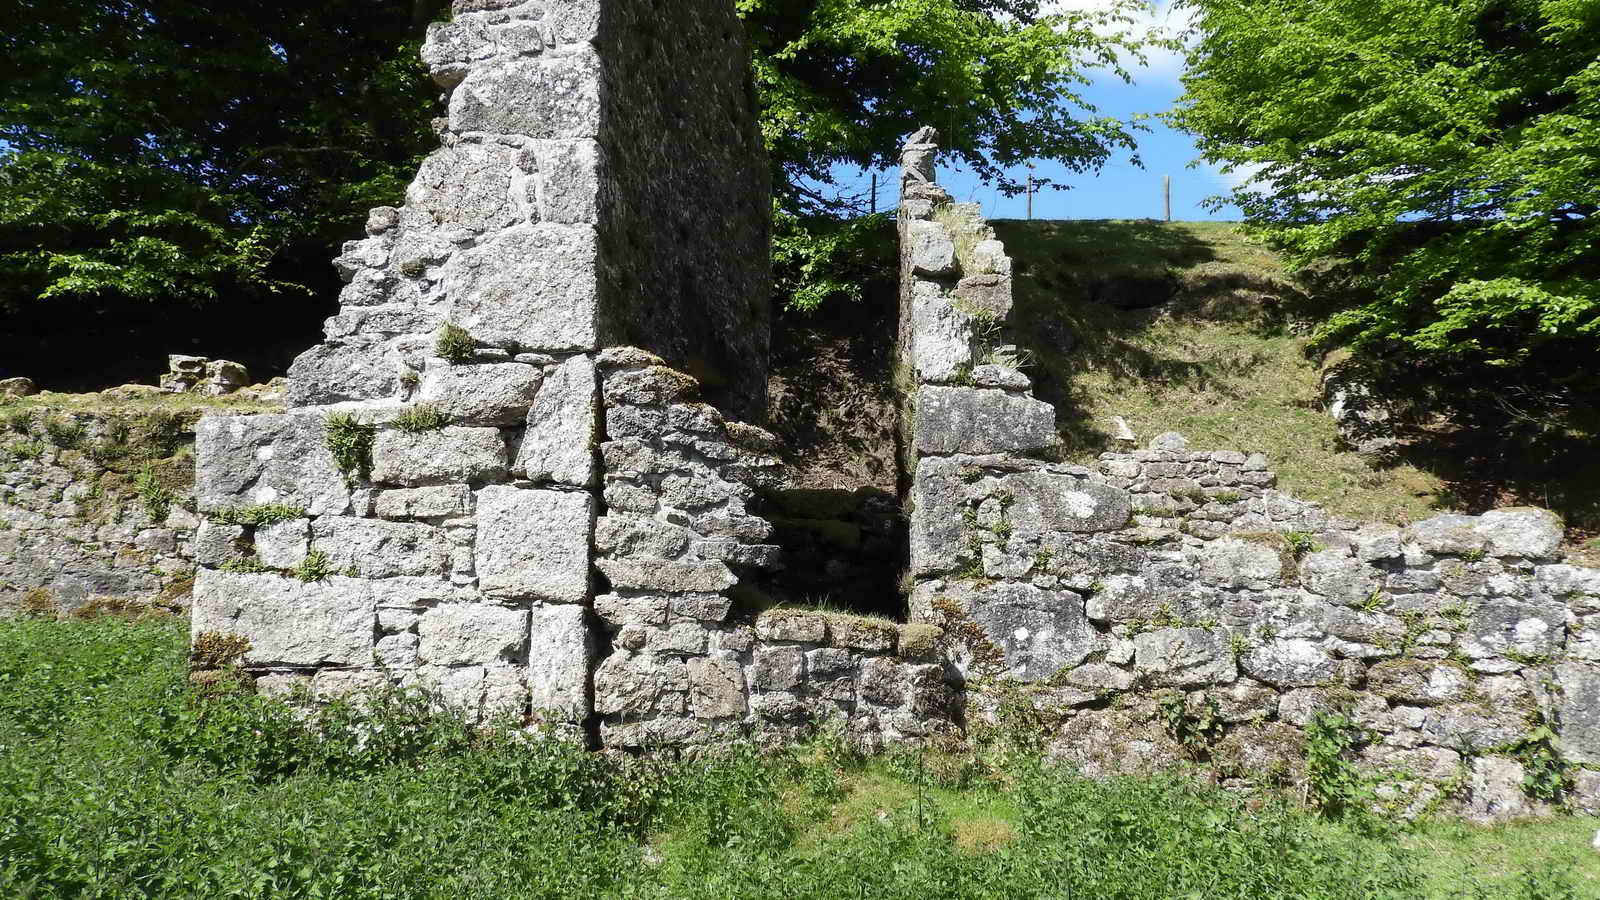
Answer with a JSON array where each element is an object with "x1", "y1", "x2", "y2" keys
[
  {"x1": 0, "y1": 0, "x2": 1157, "y2": 325},
  {"x1": 0, "y1": 0, "x2": 445, "y2": 316},
  {"x1": 1173, "y1": 0, "x2": 1600, "y2": 383},
  {"x1": 739, "y1": 0, "x2": 1154, "y2": 214}
]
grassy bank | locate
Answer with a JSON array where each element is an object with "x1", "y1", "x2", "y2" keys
[
  {"x1": 2, "y1": 616, "x2": 1596, "y2": 898},
  {"x1": 994, "y1": 219, "x2": 1447, "y2": 525}
]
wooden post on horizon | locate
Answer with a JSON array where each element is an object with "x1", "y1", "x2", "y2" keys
[
  {"x1": 1027, "y1": 173, "x2": 1033, "y2": 220},
  {"x1": 1164, "y1": 175, "x2": 1172, "y2": 222},
  {"x1": 869, "y1": 172, "x2": 877, "y2": 214}
]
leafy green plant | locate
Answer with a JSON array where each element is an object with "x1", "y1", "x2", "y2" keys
[
  {"x1": 392, "y1": 403, "x2": 450, "y2": 432},
  {"x1": 3, "y1": 410, "x2": 33, "y2": 434},
  {"x1": 1283, "y1": 531, "x2": 1318, "y2": 557},
  {"x1": 1159, "y1": 691, "x2": 1223, "y2": 759},
  {"x1": 42, "y1": 416, "x2": 83, "y2": 449},
  {"x1": 324, "y1": 412, "x2": 374, "y2": 481},
  {"x1": 1503, "y1": 714, "x2": 1572, "y2": 804},
  {"x1": 435, "y1": 322, "x2": 477, "y2": 364},
  {"x1": 1304, "y1": 710, "x2": 1372, "y2": 822},
  {"x1": 7, "y1": 439, "x2": 46, "y2": 461},
  {"x1": 211, "y1": 503, "x2": 306, "y2": 526},
  {"x1": 133, "y1": 465, "x2": 174, "y2": 521},
  {"x1": 294, "y1": 549, "x2": 335, "y2": 583}
]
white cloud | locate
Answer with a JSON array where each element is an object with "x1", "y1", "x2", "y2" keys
[{"x1": 1039, "y1": 0, "x2": 1197, "y2": 82}]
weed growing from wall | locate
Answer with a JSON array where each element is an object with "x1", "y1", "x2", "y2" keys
[
  {"x1": 435, "y1": 322, "x2": 477, "y2": 364},
  {"x1": 324, "y1": 412, "x2": 374, "y2": 481},
  {"x1": 392, "y1": 404, "x2": 450, "y2": 432},
  {"x1": 211, "y1": 503, "x2": 306, "y2": 526},
  {"x1": 1501, "y1": 713, "x2": 1572, "y2": 804},
  {"x1": 1305, "y1": 710, "x2": 1374, "y2": 823},
  {"x1": 294, "y1": 549, "x2": 334, "y2": 583},
  {"x1": 134, "y1": 466, "x2": 174, "y2": 521}
]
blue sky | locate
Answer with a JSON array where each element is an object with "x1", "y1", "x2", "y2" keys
[{"x1": 835, "y1": 0, "x2": 1246, "y2": 222}]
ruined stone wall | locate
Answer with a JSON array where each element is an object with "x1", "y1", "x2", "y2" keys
[
  {"x1": 593, "y1": 1, "x2": 771, "y2": 419},
  {"x1": 590, "y1": 350, "x2": 948, "y2": 747},
  {"x1": 895, "y1": 134, "x2": 1600, "y2": 821},
  {"x1": 184, "y1": 0, "x2": 950, "y2": 749},
  {"x1": 1, "y1": 409, "x2": 202, "y2": 618}
]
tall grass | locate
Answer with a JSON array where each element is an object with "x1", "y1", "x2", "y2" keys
[{"x1": 0, "y1": 617, "x2": 1587, "y2": 898}]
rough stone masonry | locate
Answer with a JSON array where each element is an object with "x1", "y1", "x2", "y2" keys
[
  {"x1": 188, "y1": 0, "x2": 947, "y2": 747},
  {"x1": 895, "y1": 130, "x2": 1600, "y2": 822},
  {"x1": 190, "y1": 0, "x2": 774, "y2": 728},
  {"x1": 175, "y1": 0, "x2": 1600, "y2": 821}
]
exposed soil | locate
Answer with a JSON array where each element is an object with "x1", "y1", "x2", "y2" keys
[{"x1": 765, "y1": 286, "x2": 900, "y2": 495}]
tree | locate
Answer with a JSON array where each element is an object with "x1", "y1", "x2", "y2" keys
[
  {"x1": 0, "y1": 0, "x2": 445, "y2": 316},
  {"x1": 741, "y1": 0, "x2": 1160, "y2": 311},
  {"x1": 740, "y1": 0, "x2": 1156, "y2": 215},
  {"x1": 1, "y1": 0, "x2": 1157, "y2": 323},
  {"x1": 1173, "y1": 0, "x2": 1600, "y2": 385}
]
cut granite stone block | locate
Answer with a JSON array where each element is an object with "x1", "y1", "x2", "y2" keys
[
  {"x1": 417, "y1": 602, "x2": 529, "y2": 666},
  {"x1": 513, "y1": 353, "x2": 598, "y2": 486},
  {"x1": 254, "y1": 518, "x2": 310, "y2": 570},
  {"x1": 400, "y1": 142, "x2": 521, "y2": 236},
  {"x1": 416, "y1": 361, "x2": 543, "y2": 426},
  {"x1": 373, "y1": 485, "x2": 473, "y2": 520},
  {"x1": 191, "y1": 569, "x2": 373, "y2": 667},
  {"x1": 914, "y1": 385, "x2": 1055, "y2": 455},
  {"x1": 475, "y1": 486, "x2": 592, "y2": 602},
  {"x1": 285, "y1": 339, "x2": 399, "y2": 406},
  {"x1": 311, "y1": 517, "x2": 451, "y2": 578},
  {"x1": 194, "y1": 414, "x2": 352, "y2": 516},
  {"x1": 440, "y1": 223, "x2": 600, "y2": 351},
  {"x1": 448, "y1": 49, "x2": 602, "y2": 139},
  {"x1": 370, "y1": 426, "x2": 508, "y2": 487},
  {"x1": 528, "y1": 603, "x2": 593, "y2": 721}
]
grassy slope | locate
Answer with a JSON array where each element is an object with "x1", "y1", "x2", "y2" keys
[
  {"x1": 3, "y1": 616, "x2": 1597, "y2": 898},
  {"x1": 995, "y1": 219, "x2": 1452, "y2": 526}
]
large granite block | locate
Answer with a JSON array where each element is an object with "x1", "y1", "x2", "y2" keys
[
  {"x1": 191, "y1": 570, "x2": 373, "y2": 667},
  {"x1": 194, "y1": 414, "x2": 352, "y2": 516},
  {"x1": 914, "y1": 385, "x2": 1055, "y2": 455},
  {"x1": 475, "y1": 486, "x2": 592, "y2": 602},
  {"x1": 440, "y1": 223, "x2": 600, "y2": 351},
  {"x1": 370, "y1": 426, "x2": 508, "y2": 486},
  {"x1": 528, "y1": 603, "x2": 592, "y2": 721}
]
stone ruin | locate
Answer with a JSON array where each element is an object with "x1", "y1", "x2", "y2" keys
[
  {"x1": 165, "y1": 0, "x2": 1600, "y2": 818},
  {"x1": 186, "y1": 0, "x2": 946, "y2": 747}
]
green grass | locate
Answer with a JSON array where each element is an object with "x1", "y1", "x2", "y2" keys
[
  {"x1": 995, "y1": 219, "x2": 1448, "y2": 525},
  {"x1": 2, "y1": 617, "x2": 1597, "y2": 898}
]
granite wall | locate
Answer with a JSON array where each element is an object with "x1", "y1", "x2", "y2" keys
[
  {"x1": 0, "y1": 407, "x2": 200, "y2": 618},
  {"x1": 894, "y1": 132, "x2": 1600, "y2": 821}
]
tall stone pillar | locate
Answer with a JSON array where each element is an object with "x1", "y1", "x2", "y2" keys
[{"x1": 189, "y1": 0, "x2": 769, "y2": 733}]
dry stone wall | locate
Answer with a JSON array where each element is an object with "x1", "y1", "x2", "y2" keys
[
  {"x1": 1, "y1": 408, "x2": 204, "y2": 618},
  {"x1": 592, "y1": 349, "x2": 948, "y2": 746},
  {"x1": 896, "y1": 133, "x2": 1600, "y2": 821}
]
